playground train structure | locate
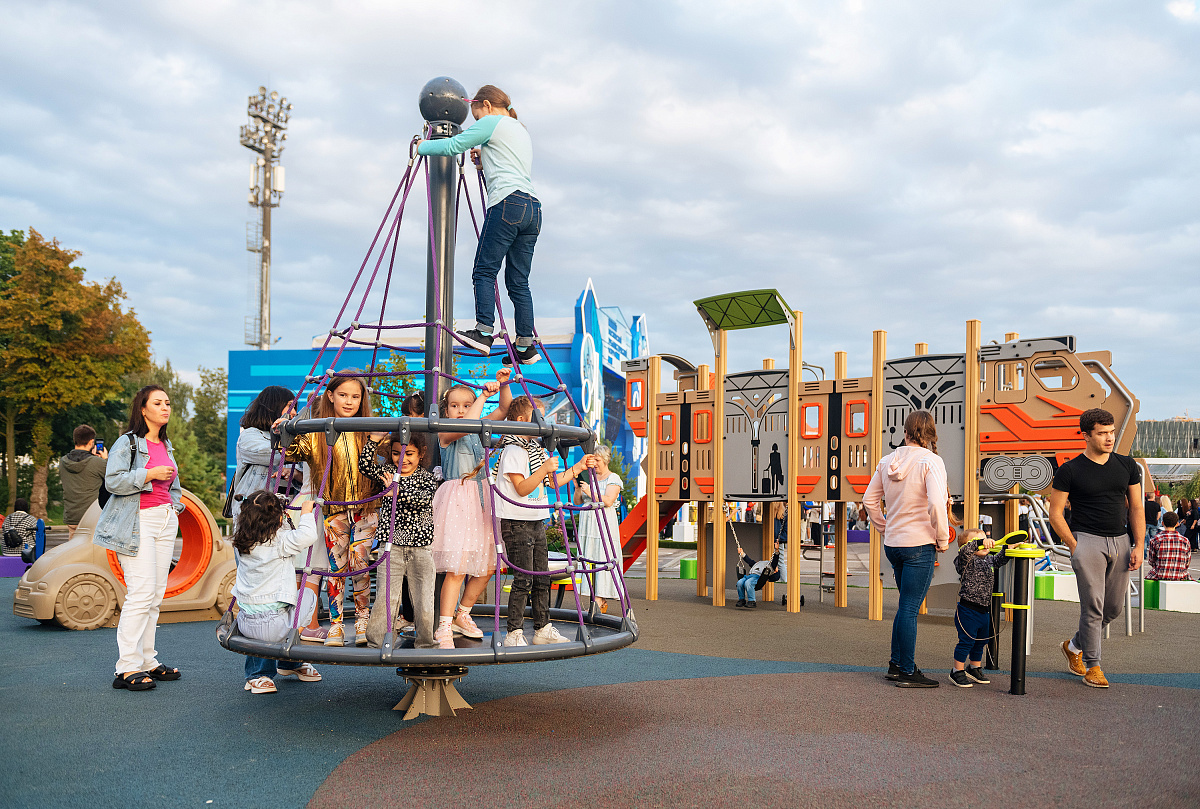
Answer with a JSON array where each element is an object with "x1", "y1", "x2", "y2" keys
[{"x1": 617, "y1": 289, "x2": 1144, "y2": 619}]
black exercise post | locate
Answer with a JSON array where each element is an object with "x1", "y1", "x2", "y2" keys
[
  {"x1": 1005, "y1": 545, "x2": 1039, "y2": 696},
  {"x1": 418, "y1": 77, "x2": 468, "y2": 420}
]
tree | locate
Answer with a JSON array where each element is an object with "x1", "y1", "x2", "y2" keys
[
  {"x1": 0, "y1": 229, "x2": 150, "y2": 516},
  {"x1": 192, "y1": 366, "x2": 228, "y2": 465}
]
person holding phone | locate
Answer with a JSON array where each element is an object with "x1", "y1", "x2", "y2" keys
[{"x1": 59, "y1": 424, "x2": 110, "y2": 539}]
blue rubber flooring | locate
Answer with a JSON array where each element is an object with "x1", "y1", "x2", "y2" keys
[{"x1": 2, "y1": 612, "x2": 1196, "y2": 809}]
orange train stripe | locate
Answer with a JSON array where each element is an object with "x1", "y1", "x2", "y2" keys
[
  {"x1": 630, "y1": 421, "x2": 646, "y2": 437},
  {"x1": 795, "y1": 474, "x2": 821, "y2": 495},
  {"x1": 844, "y1": 473, "x2": 871, "y2": 495},
  {"x1": 694, "y1": 476, "x2": 715, "y2": 495},
  {"x1": 979, "y1": 396, "x2": 1085, "y2": 450},
  {"x1": 654, "y1": 476, "x2": 674, "y2": 494}
]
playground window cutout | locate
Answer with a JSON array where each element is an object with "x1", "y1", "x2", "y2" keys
[
  {"x1": 1031, "y1": 358, "x2": 1077, "y2": 390},
  {"x1": 693, "y1": 410, "x2": 713, "y2": 443},
  {"x1": 845, "y1": 400, "x2": 869, "y2": 438},
  {"x1": 627, "y1": 378, "x2": 644, "y2": 410},
  {"x1": 801, "y1": 402, "x2": 822, "y2": 439},
  {"x1": 998, "y1": 361, "x2": 1025, "y2": 392},
  {"x1": 659, "y1": 412, "x2": 676, "y2": 445}
]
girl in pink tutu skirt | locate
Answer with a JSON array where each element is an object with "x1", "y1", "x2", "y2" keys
[{"x1": 430, "y1": 368, "x2": 513, "y2": 647}]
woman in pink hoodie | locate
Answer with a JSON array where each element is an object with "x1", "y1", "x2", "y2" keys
[{"x1": 863, "y1": 410, "x2": 950, "y2": 688}]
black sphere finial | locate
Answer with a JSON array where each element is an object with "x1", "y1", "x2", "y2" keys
[{"x1": 419, "y1": 77, "x2": 469, "y2": 124}]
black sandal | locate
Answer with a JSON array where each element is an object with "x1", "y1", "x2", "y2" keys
[
  {"x1": 113, "y1": 671, "x2": 156, "y2": 691},
  {"x1": 147, "y1": 664, "x2": 181, "y2": 681}
]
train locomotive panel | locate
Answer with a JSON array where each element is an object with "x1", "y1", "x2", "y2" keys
[{"x1": 977, "y1": 336, "x2": 1139, "y2": 494}]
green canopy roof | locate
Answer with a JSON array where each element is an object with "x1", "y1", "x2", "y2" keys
[{"x1": 694, "y1": 289, "x2": 793, "y2": 332}]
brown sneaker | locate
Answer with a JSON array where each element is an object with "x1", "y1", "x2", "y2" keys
[
  {"x1": 1061, "y1": 641, "x2": 1086, "y2": 676},
  {"x1": 1083, "y1": 666, "x2": 1109, "y2": 688}
]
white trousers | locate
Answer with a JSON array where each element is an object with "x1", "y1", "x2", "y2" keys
[{"x1": 115, "y1": 504, "x2": 178, "y2": 674}]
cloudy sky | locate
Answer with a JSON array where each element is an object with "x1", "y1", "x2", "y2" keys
[{"x1": 2, "y1": 1, "x2": 1197, "y2": 418}]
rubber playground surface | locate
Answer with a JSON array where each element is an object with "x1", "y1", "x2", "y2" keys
[{"x1": 3, "y1": 578, "x2": 1198, "y2": 808}]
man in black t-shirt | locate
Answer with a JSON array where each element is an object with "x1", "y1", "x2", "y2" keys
[{"x1": 1048, "y1": 408, "x2": 1144, "y2": 689}]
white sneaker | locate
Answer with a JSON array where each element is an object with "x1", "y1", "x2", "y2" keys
[
  {"x1": 244, "y1": 677, "x2": 277, "y2": 694},
  {"x1": 532, "y1": 623, "x2": 569, "y2": 645},
  {"x1": 277, "y1": 662, "x2": 322, "y2": 682},
  {"x1": 502, "y1": 629, "x2": 528, "y2": 647}
]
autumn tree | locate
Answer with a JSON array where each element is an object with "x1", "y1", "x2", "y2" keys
[{"x1": 0, "y1": 229, "x2": 150, "y2": 517}]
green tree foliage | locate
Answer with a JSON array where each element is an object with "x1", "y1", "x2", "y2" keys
[
  {"x1": 0, "y1": 229, "x2": 150, "y2": 516},
  {"x1": 192, "y1": 366, "x2": 228, "y2": 464}
]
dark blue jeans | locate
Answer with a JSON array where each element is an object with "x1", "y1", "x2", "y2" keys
[
  {"x1": 473, "y1": 191, "x2": 541, "y2": 340},
  {"x1": 884, "y1": 543, "x2": 936, "y2": 675},
  {"x1": 245, "y1": 655, "x2": 298, "y2": 681},
  {"x1": 953, "y1": 604, "x2": 991, "y2": 664}
]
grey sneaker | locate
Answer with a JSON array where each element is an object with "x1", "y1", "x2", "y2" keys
[
  {"x1": 502, "y1": 629, "x2": 527, "y2": 647},
  {"x1": 948, "y1": 669, "x2": 973, "y2": 688}
]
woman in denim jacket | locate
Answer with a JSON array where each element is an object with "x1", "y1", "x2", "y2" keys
[{"x1": 94, "y1": 385, "x2": 184, "y2": 692}]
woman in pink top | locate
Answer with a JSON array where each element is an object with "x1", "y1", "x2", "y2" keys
[
  {"x1": 98, "y1": 385, "x2": 184, "y2": 691},
  {"x1": 863, "y1": 410, "x2": 950, "y2": 688}
]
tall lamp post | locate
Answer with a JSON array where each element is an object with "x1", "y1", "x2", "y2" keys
[{"x1": 240, "y1": 87, "x2": 291, "y2": 350}]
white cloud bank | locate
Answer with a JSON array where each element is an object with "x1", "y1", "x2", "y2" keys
[{"x1": 0, "y1": 0, "x2": 1196, "y2": 417}]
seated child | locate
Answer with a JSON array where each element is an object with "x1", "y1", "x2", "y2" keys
[
  {"x1": 949, "y1": 528, "x2": 1009, "y2": 688},
  {"x1": 231, "y1": 492, "x2": 324, "y2": 695},
  {"x1": 1147, "y1": 512, "x2": 1192, "y2": 581},
  {"x1": 361, "y1": 431, "x2": 439, "y2": 649},
  {"x1": 495, "y1": 396, "x2": 598, "y2": 646},
  {"x1": 734, "y1": 540, "x2": 782, "y2": 608}
]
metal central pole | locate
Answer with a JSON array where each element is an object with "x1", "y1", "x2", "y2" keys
[{"x1": 424, "y1": 120, "x2": 459, "y2": 417}]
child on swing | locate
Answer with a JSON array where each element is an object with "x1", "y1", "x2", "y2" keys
[
  {"x1": 430, "y1": 369, "x2": 513, "y2": 647},
  {"x1": 494, "y1": 396, "x2": 599, "y2": 646}
]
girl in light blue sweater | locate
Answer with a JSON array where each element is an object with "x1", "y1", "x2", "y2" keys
[
  {"x1": 232, "y1": 492, "x2": 323, "y2": 694},
  {"x1": 417, "y1": 84, "x2": 541, "y2": 366}
]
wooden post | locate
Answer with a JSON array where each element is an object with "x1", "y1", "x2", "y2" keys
[
  {"x1": 645, "y1": 356, "x2": 662, "y2": 601},
  {"x1": 1003, "y1": 331, "x2": 1021, "y2": 537},
  {"x1": 761, "y1": 358, "x2": 775, "y2": 604},
  {"x1": 868, "y1": 330, "x2": 886, "y2": 621},
  {"x1": 712, "y1": 331, "x2": 728, "y2": 607},
  {"x1": 786, "y1": 312, "x2": 804, "y2": 613},
  {"x1": 696, "y1": 363, "x2": 710, "y2": 598},
  {"x1": 914, "y1": 342, "x2": 930, "y2": 616},
  {"x1": 833, "y1": 350, "x2": 849, "y2": 608},
  {"x1": 965, "y1": 321, "x2": 982, "y2": 535}
]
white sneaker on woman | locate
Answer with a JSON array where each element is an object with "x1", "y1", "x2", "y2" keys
[{"x1": 502, "y1": 629, "x2": 527, "y2": 647}]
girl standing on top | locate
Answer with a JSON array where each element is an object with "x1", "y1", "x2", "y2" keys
[
  {"x1": 430, "y1": 369, "x2": 513, "y2": 647},
  {"x1": 280, "y1": 372, "x2": 380, "y2": 647},
  {"x1": 416, "y1": 85, "x2": 542, "y2": 366}
]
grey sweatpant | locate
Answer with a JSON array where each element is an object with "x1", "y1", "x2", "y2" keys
[
  {"x1": 1070, "y1": 531, "x2": 1131, "y2": 667},
  {"x1": 365, "y1": 545, "x2": 436, "y2": 649}
]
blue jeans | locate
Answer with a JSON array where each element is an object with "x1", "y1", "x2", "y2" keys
[
  {"x1": 736, "y1": 574, "x2": 759, "y2": 602},
  {"x1": 884, "y1": 543, "x2": 936, "y2": 675},
  {"x1": 473, "y1": 191, "x2": 541, "y2": 339},
  {"x1": 245, "y1": 655, "x2": 298, "y2": 680},
  {"x1": 953, "y1": 604, "x2": 991, "y2": 664}
]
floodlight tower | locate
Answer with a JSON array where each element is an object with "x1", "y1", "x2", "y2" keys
[
  {"x1": 418, "y1": 77, "x2": 469, "y2": 416},
  {"x1": 240, "y1": 87, "x2": 291, "y2": 350}
]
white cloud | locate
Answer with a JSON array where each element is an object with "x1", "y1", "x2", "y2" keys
[{"x1": 0, "y1": 0, "x2": 1196, "y2": 420}]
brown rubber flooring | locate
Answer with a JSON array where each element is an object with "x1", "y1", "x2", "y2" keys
[{"x1": 312, "y1": 579, "x2": 1200, "y2": 807}]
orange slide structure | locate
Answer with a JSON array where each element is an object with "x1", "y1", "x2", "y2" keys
[{"x1": 618, "y1": 496, "x2": 684, "y2": 572}]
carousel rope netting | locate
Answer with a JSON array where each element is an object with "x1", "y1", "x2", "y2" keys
[{"x1": 217, "y1": 131, "x2": 637, "y2": 667}]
